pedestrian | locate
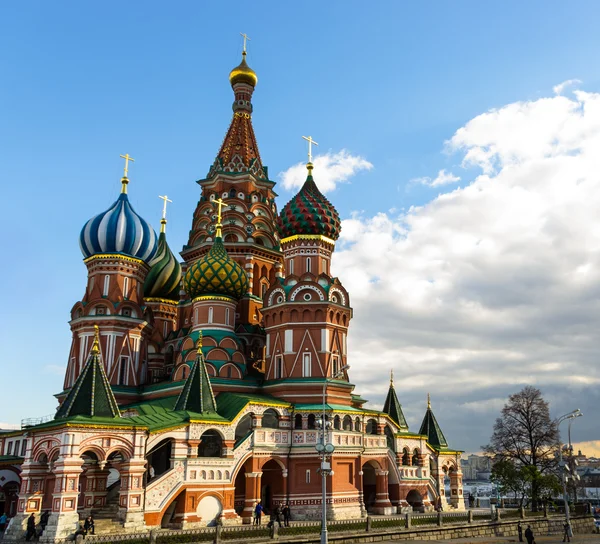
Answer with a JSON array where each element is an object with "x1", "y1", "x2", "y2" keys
[
  {"x1": 518, "y1": 521, "x2": 523, "y2": 542},
  {"x1": 272, "y1": 505, "x2": 282, "y2": 528},
  {"x1": 282, "y1": 503, "x2": 291, "y2": 527},
  {"x1": 84, "y1": 515, "x2": 95, "y2": 535},
  {"x1": 25, "y1": 513, "x2": 36, "y2": 542},
  {"x1": 524, "y1": 524, "x2": 534, "y2": 544},
  {"x1": 563, "y1": 521, "x2": 571, "y2": 542},
  {"x1": 149, "y1": 465, "x2": 156, "y2": 481},
  {"x1": 0, "y1": 512, "x2": 7, "y2": 532},
  {"x1": 40, "y1": 510, "x2": 50, "y2": 533},
  {"x1": 436, "y1": 496, "x2": 443, "y2": 512},
  {"x1": 254, "y1": 501, "x2": 263, "y2": 526}
]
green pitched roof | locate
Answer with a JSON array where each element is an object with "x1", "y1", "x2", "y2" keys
[
  {"x1": 55, "y1": 332, "x2": 120, "y2": 420},
  {"x1": 174, "y1": 341, "x2": 217, "y2": 414},
  {"x1": 382, "y1": 375, "x2": 408, "y2": 430},
  {"x1": 418, "y1": 398, "x2": 448, "y2": 449}
]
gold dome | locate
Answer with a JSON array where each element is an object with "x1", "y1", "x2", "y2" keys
[{"x1": 229, "y1": 52, "x2": 258, "y2": 87}]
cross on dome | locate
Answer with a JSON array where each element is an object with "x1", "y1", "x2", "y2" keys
[
  {"x1": 240, "y1": 32, "x2": 251, "y2": 53},
  {"x1": 158, "y1": 195, "x2": 172, "y2": 233},
  {"x1": 119, "y1": 153, "x2": 135, "y2": 193},
  {"x1": 302, "y1": 135, "x2": 319, "y2": 164},
  {"x1": 214, "y1": 197, "x2": 227, "y2": 237}
]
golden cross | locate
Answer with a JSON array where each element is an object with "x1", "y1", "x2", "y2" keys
[
  {"x1": 214, "y1": 197, "x2": 227, "y2": 237},
  {"x1": 159, "y1": 195, "x2": 172, "y2": 221},
  {"x1": 119, "y1": 153, "x2": 135, "y2": 178},
  {"x1": 240, "y1": 32, "x2": 251, "y2": 53},
  {"x1": 302, "y1": 135, "x2": 319, "y2": 164}
]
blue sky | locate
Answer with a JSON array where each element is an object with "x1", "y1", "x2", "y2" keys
[{"x1": 2, "y1": 1, "x2": 600, "y2": 452}]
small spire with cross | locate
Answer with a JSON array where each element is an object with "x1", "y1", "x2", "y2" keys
[
  {"x1": 158, "y1": 195, "x2": 172, "y2": 233},
  {"x1": 196, "y1": 330, "x2": 203, "y2": 349},
  {"x1": 240, "y1": 32, "x2": 251, "y2": 54},
  {"x1": 390, "y1": 369, "x2": 394, "y2": 386},
  {"x1": 119, "y1": 153, "x2": 135, "y2": 193},
  {"x1": 427, "y1": 392, "x2": 431, "y2": 409},
  {"x1": 213, "y1": 198, "x2": 227, "y2": 238},
  {"x1": 302, "y1": 135, "x2": 319, "y2": 170},
  {"x1": 91, "y1": 325, "x2": 101, "y2": 355}
]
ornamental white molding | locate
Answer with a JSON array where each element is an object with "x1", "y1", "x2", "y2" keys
[{"x1": 290, "y1": 284, "x2": 325, "y2": 302}]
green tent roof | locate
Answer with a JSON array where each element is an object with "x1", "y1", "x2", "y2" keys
[
  {"x1": 382, "y1": 374, "x2": 408, "y2": 430},
  {"x1": 55, "y1": 330, "x2": 120, "y2": 420},
  {"x1": 174, "y1": 340, "x2": 217, "y2": 414},
  {"x1": 418, "y1": 397, "x2": 448, "y2": 449}
]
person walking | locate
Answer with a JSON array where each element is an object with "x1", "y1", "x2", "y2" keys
[
  {"x1": 517, "y1": 521, "x2": 523, "y2": 542},
  {"x1": 563, "y1": 521, "x2": 571, "y2": 542},
  {"x1": 282, "y1": 503, "x2": 291, "y2": 527},
  {"x1": 25, "y1": 513, "x2": 36, "y2": 541},
  {"x1": 84, "y1": 515, "x2": 95, "y2": 535},
  {"x1": 524, "y1": 524, "x2": 534, "y2": 544},
  {"x1": 0, "y1": 512, "x2": 7, "y2": 533},
  {"x1": 40, "y1": 510, "x2": 50, "y2": 533},
  {"x1": 254, "y1": 501, "x2": 263, "y2": 526}
]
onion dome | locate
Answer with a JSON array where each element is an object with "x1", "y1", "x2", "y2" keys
[
  {"x1": 143, "y1": 220, "x2": 182, "y2": 301},
  {"x1": 79, "y1": 180, "x2": 157, "y2": 262},
  {"x1": 277, "y1": 164, "x2": 341, "y2": 241},
  {"x1": 184, "y1": 237, "x2": 249, "y2": 300},
  {"x1": 229, "y1": 51, "x2": 257, "y2": 87}
]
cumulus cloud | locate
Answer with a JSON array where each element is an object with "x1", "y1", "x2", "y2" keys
[
  {"x1": 553, "y1": 79, "x2": 582, "y2": 95},
  {"x1": 412, "y1": 169, "x2": 461, "y2": 187},
  {"x1": 278, "y1": 150, "x2": 373, "y2": 193},
  {"x1": 333, "y1": 86, "x2": 600, "y2": 451}
]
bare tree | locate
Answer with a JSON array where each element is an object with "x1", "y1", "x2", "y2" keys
[{"x1": 483, "y1": 386, "x2": 558, "y2": 509}]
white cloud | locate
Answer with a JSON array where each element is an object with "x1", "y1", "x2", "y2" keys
[
  {"x1": 333, "y1": 86, "x2": 600, "y2": 452},
  {"x1": 412, "y1": 169, "x2": 461, "y2": 187},
  {"x1": 0, "y1": 422, "x2": 20, "y2": 430},
  {"x1": 278, "y1": 150, "x2": 373, "y2": 193},
  {"x1": 553, "y1": 79, "x2": 582, "y2": 95}
]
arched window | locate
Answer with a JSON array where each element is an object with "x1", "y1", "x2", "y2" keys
[
  {"x1": 333, "y1": 415, "x2": 341, "y2": 430},
  {"x1": 123, "y1": 277, "x2": 129, "y2": 299},
  {"x1": 225, "y1": 308, "x2": 230, "y2": 326},
  {"x1": 235, "y1": 414, "x2": 253, "y2": 443},
  {"x1": 198, "y1": 430, "x2": 223, "y2": 457},
  {"x1": 208, "y1": 307, "x2": 214, "y2": 324},
  {"x1": 384, "y1": 426, "x2": 395, "y2": 451},
  {"x1": 412, "y1": 449, "x2": 420, "y2": 466},
  {"x1": 262, "y1": 409, "x2": 279, "y2": 429},
  {"x1": 354, "y1": 417, "x2": 361, "y2": 432},
  {"x1": 289, "y1": 260, "x2": 294, "y2": 275},
  {"x1": 366, "y1": 418, "x2": 378, "y2": 435},
  {"x1": 307, "y1": 414, "x2": 316, "y2": 429},
  {"x1": 294, "y1": 414, "x2": 303, "y2": 429},
  {"x1": 103, "y1": 275, "x2": 110, "y2": 296},
  {"x1": 306, "y1": 257, "x2": 311, "y2": 273},
  {"x1": 343, "y1": 415, "x2": 353, "y2": 431},
  {"x1": 402, "y1": 448, "x2": 411, "y2": 466},
  {"x1": 194, "y1": 308, "x2": 198, "y2": 324}
]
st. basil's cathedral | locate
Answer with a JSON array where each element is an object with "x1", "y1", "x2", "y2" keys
[{"x1": 0, "y1": 45, "x2": 465, "y2": 541}]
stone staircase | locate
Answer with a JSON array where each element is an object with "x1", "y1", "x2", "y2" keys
[{"x1": 85, "y1": 487, "x2": 124, "y2": 534}]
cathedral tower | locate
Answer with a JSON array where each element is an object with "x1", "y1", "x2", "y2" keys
[
  {"x1": 261, "y1": 153, "x2": 352, "y2": 404},
  {"x1": 65, "y1": 158, "x2": 158, "y2": 396},
  {"x1": 182, "y1": 46, "x2": 283, "y2": 361}
]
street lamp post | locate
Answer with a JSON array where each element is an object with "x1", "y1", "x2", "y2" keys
[
  {"x1": 316, "y1": 364, "x2": 349, "y2": 544},
  {"x1": 557, "y1": 409, "x2": 583, "y2": 537}
]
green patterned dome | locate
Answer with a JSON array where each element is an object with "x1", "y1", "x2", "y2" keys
[
  {"x1": 144, "y1": 229, "x2": 182, "y2": 301},
  {"x1": 277, "y1": 166, "x2": 341, "y2": 241},
  {"x1": 184, "y1": 237, "x2": 249, "y2": 300}
]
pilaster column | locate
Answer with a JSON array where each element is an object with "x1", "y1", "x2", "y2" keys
[
  {"x1": 373, "y1": 470, "x2": 393, "y2": 514},
  {"x1": 188, "y1": 440, "x2": 200, "y2": 458},
  {"x1": 222, "y1": 440, "x2": 235, "y2": 459},
  {"x1": 118, "y1": 457, "x2": 147, "y2": 529},
  {"x1": 242, "y1": 472, "x2": 262, "y2": 524}
]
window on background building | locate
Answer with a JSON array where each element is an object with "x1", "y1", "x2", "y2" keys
[
  {"x1": 284, "y1": 330, "x2": 293, "y2": 352},
  {"x1": 274, "y1": 355, "x2": 284, "y2": 379},
  {"x1": 306, "y1": 469, "x2": 311, "y2": 484},
  {"x1": 225, "y1": 308, "x2": 230, "y2": 326},
  {"x1": 118, "y1": 356, "x2": 129, "y2": 385},
  {"x1": 7, "y1": 442, "x2": 13, "y2": 455},
  {"x1": 302, "y1": 352, "x2": 311, "y2": 377},
  {"x1": 21, "y1": 440, "x2": 26, "y2": 456},
  {"x1": 103, "y1": 275, "x2": 110, "y2": 297},
  {"x1": 261, "y1": 283, "x2": 267, "y2": 297},
  {"x1": 289, "y1": 259, "x2": 294, "y2": 275},
  {"x1": 13, "y1": 441, "x2": 19, "y2": 456},
  {"x1": 306, "y1": 257, "x2": 311, "y2": 273},
  {"x1": 208, "y1": 307, "x2": 214, "y2": 324},
  {"x1": 322, "y1": 258, "x2": 327, "y2": 273},
  {"x1": 123, "y1": 277, "x2": 129, "y2": 299},
  {"x1": 194, "y1": 308, "x2": 198, "y2": 324}
]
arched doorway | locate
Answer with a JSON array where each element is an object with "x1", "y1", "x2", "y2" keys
[
  {"x1": 262, "y1": 409, "x2": 279, "y2": 429},
  {"x1": 406, "y1": 489, "x2": 424, "y2": 511},
  {"x1": 361, "y1": 461, "x2": 378, "y2": 512},
  {"x1": 261, "y1": 459, "x2": 285, "y2": 511},
  {"x1": 198, "y1": 430, "x2": 223, "y2": 458}
]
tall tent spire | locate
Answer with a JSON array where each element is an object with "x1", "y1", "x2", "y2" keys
[
  {"x1": 174, "y1": 333, "x2": 218, "y2": 414},
  {"x1": 382, "y1": 369, "x2": 408, "y2": 430},
  {"x1": 55, "y1": 326, "x2": 121, "y2": 419},
  {"x1": 208, "y1": 38, "x2": 266, "y2": 180},
  {"x1": 418, "y1": 394, "x2": 448, "y2": 449}
]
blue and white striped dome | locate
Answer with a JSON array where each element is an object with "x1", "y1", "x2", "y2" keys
[{"x1": 79, "y1": 193, "x2": 158, "y2": 262}]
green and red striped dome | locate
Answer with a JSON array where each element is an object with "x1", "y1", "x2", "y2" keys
[{"x1": 277, "y1": 169, "x2": 341, "y2": 241}]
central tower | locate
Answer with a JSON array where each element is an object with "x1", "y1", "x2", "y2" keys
[{"x1": 182, "y1": 46, "x2": 283, "y2": 360}]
